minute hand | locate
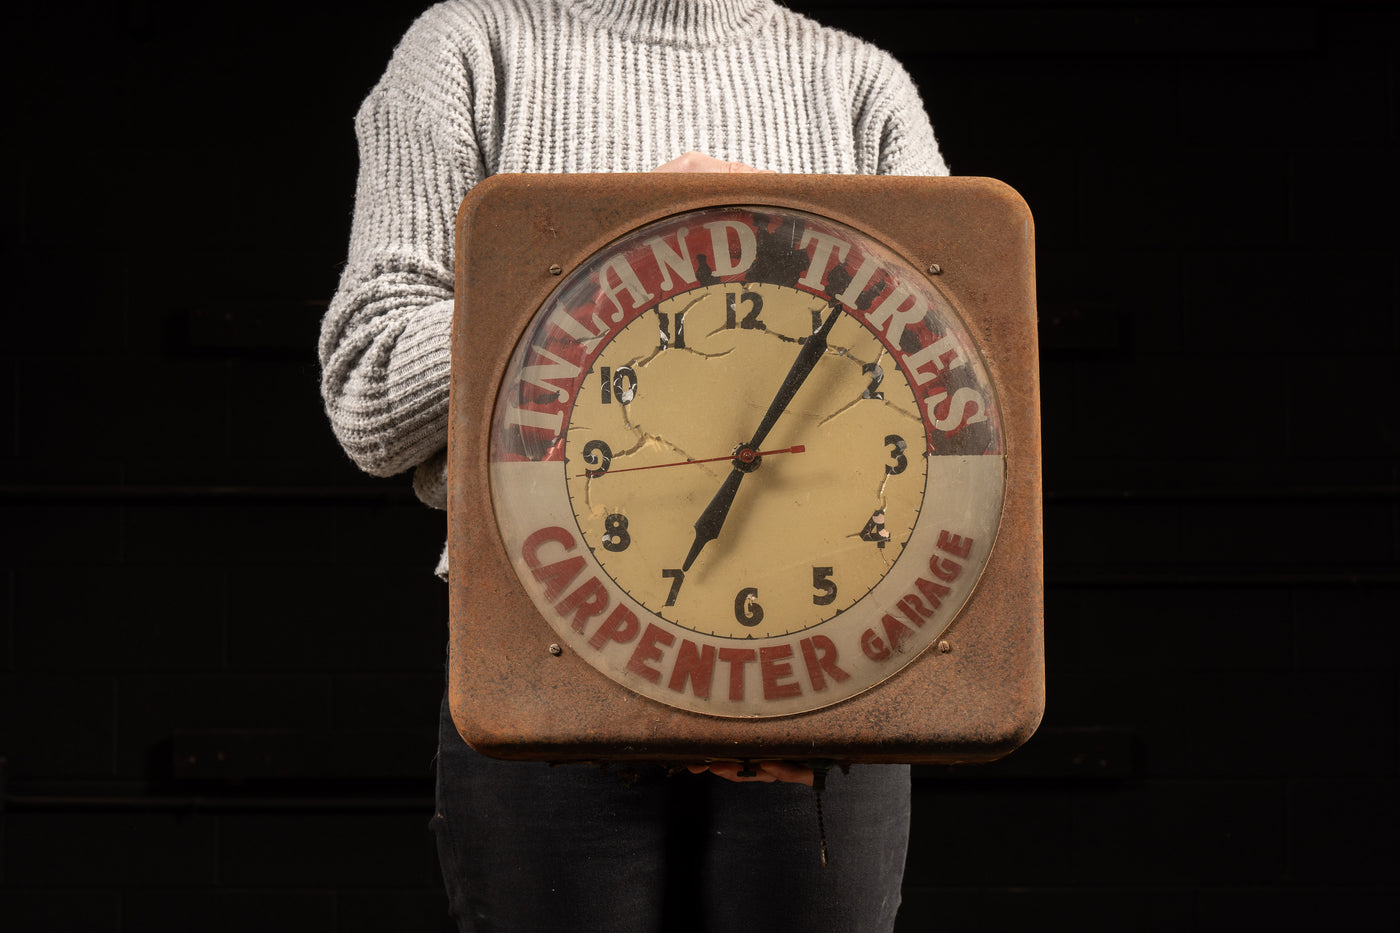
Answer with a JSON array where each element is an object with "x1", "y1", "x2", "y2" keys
[
  {"x1": 746, "y1": 304, "x2": 843, "y2": 450},
  {"x1": 680, "y1": 305, "x2": 843, "y2": 572}
]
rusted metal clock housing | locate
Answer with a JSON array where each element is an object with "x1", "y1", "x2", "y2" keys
[{"x1": 448, "y1": 174, "x2": 1042, "y2": 764}]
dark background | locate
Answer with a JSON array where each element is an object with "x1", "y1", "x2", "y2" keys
[{"x1": 3, "y1": 0, "x2": 1397, "y2": 929}]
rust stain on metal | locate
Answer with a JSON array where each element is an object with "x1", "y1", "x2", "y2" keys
[{"x1": 447, "y1": 173, "x2": 1042, "y2": 764}]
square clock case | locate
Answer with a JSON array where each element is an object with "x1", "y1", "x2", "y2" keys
[{"x1": 447, "y1": 173, "x2": 1042, "y2": 766}]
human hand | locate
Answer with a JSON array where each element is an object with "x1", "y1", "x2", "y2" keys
[
  {"x1": 685, "y1": 760, "x2": 815, "y2": 786},
  {"x1": 651, "y1": 151, "x2": 774, "y2": 174}
]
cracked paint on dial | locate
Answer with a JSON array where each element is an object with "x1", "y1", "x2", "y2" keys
[
  {"x1": 487, "y1": 206, "x2": 1005, "y2": 718},
  {"x1": 566, "y1": 283, "x2": 926, "y2": 638}
]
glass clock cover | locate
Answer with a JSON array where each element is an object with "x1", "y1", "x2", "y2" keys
[{"x1": 488, "y1": 206, "x2": 1004, "y2": 718}]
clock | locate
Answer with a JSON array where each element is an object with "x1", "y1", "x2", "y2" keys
[{"x1": 449, "y1": 174, "x2": 1041, "y2": 763}]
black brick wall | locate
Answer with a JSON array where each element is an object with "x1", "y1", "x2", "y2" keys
[{"x1": 4, "y1": 1, "x2": 1396, "y2": 930}]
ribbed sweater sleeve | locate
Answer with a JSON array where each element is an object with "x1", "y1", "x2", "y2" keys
[
  {"x1": 319, "y1": 0, "x2": 948, "y2": 503},
  {"x1": 318, "y1": 13, "x2": 485, "y2": 478},
  {"x1": 858, "y1": 49, "x2": 946, "y2": 177}
]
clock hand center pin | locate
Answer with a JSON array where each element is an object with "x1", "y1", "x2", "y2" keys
[{"x1": 681, "y1": 304, "x2": 844, "y2": 572}]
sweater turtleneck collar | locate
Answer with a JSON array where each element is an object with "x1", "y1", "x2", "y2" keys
[{"x1": 563, "y1": 0, "x2": 776, "y2": 47}]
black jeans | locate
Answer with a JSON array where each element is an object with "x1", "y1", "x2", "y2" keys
[{"x1": 431, "y1": 695, "x2": 911, "y2": 932}]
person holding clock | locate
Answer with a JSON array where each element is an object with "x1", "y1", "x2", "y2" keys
[{"x1": 319, "y1": 1, "x2": 949, "y2": 929}]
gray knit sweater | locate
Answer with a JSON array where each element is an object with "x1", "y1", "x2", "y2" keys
[{"x1": 319, "y1": 0, "x2": 949, "y2": 549}]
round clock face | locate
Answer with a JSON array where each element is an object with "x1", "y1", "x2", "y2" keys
[{"x1": 488, "y1": 206, "x2": 1005, "y2": 718}]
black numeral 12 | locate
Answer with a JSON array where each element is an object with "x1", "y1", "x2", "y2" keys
[{"x1": 726, "y1": 292, "x2": 764, "y2": 330}]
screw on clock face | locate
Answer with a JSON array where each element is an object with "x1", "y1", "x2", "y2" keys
[{"x1": 681, "y1": 303, "x2": 844, "y2": 572}]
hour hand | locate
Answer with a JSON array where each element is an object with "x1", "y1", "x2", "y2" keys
[
  {"x1": 683, "y1": 306, "x2": 841, "y2": 572},
  {"x1": 682, "y1": 468, "x2": 745, "y2": 571}
]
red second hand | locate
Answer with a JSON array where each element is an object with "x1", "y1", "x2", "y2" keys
[{"x1": 579, "y1": 445, "x2": 806, "y2": 477}]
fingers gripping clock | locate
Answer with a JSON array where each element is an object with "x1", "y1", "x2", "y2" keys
[{"x1": 489, "y1": 207, "x2": 1005, "y2": 718}]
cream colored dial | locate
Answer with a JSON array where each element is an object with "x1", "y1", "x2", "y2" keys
[
  {"x1": 564, "y1": 283, "x2": 926, "y2": 639},
  {"x1": 488, "y1": 206, "x2": 1005, "y2": 718}
]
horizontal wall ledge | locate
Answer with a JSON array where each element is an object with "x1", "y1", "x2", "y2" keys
[
  {"x1": 914, "y1": 727, "x2": 1134, "y2": 780},
  {"x1": 1047, "y1": 568, "x2": 1400, "y2": 587},
  {"x1": 0, "y1": 485, "x2": 416, "y2": 505},
  {"x1": 1046, "y1": 486, "x2": 1400, "y2": 504}
]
